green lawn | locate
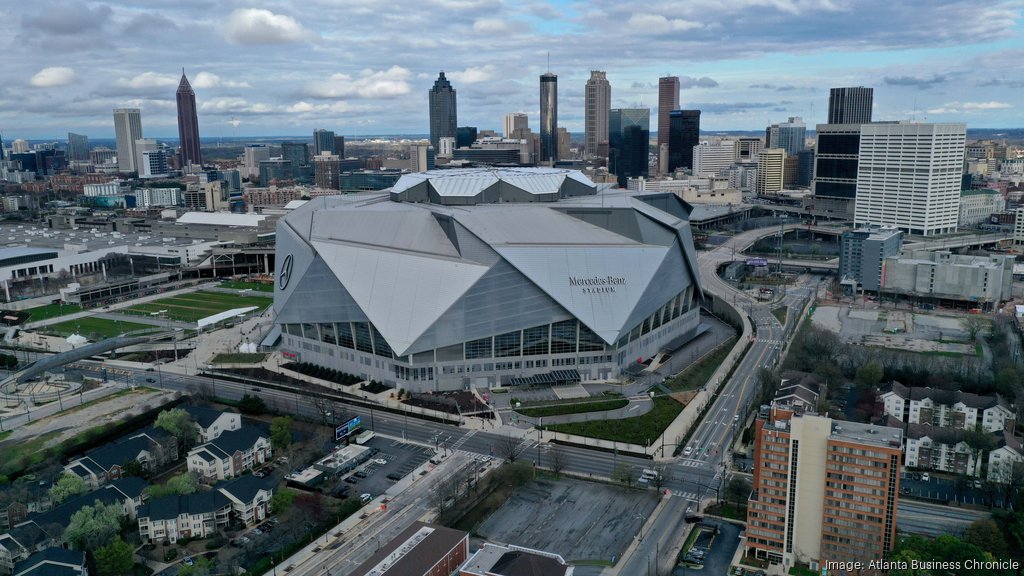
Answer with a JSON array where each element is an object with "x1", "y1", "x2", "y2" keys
[
  {"x1": 664, "y1": 337, "x2": 737, "y2": 392},
  {"x1": 123, "y1": 291, "x2": 272, "y2": 323},
  {"x1": 211, "y1": 353, "x2": 267, "y2": 364},
  {"x1": 217, "y1": 281, "x2": 275, "y2": 293},
  {"x1": 545, "y1": 396, "x2": 683, "y2": 445},
  {"x1": 516, "y1": 398, "x2": 630, "y2": 418},
  {"x1": 771, "y1": 306, "x2": 788, "y2": 325},
  {"x1": 42, "y1": 317, "x2": 156, "y2": 340},
  {"x1": 20, "y1": 303, "x2": 82, "y2": 322}
]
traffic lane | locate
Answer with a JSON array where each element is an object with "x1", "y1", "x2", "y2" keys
[{"x1": 618, "y1": 494, "x2": 693, "y2": 576}]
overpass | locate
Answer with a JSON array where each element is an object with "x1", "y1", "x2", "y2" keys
[{"x1": 905, "y1": 233, "x2": 1011, "y2": 251}]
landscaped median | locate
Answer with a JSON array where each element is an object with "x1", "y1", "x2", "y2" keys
[
  {"x1": 514, "y1": 394, "x2": 629, "y2": 418},
  {"x1": 544, "y1": 396, "x2": 684, "y2": 447}
]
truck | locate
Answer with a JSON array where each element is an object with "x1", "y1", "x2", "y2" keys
[{"x1": 355, "y1": 430, "x2": 375, "y2": 445}]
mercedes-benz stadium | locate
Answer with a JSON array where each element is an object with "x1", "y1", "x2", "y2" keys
[{"x1": 273, "y1": 167, "x2": 705, "y2": 392}]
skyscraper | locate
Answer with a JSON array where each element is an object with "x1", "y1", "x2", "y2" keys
[
  {"x1": 810, "y1": 123, "x2": 862, "y2": 219},
  {"x1": 540, "y1": 72, "x2": 558, "y2": 164},
  {"x1": 0, "y1": 132, "x2": 4, "y2": 161},
  {"x1": 456, "y1": 126, "x2": 477, "y2": 149},
  {"x1": 755, "y1": 148, "x2": 786, "y2": 196},
  {"x1": 314, "y1": 153, "x2": 341, "y2": 190},
  {"x1": 281, "y1": 142, "x2": 312, "y2": 183},
  {"x1": 765, "y1": 117, "x2": 806, "y2": 156},
  {"x1": 828, "y1": 86, "x2": 873, "y2": 124},
  {"x1": 243, "y1": 144, "x2": 270, "y2": 180},
  {"x1": 609, "y1": 108, "x2": 649, "y2": 186},
  {"x1": 314, "y1": 129, "x2": 336, "y2": 155},
  {"x1": 334, "y1": 136, "x2": 346, "y2": 158},
  {"x1": 113, "y1": 108, "x2": 143, "y2": 173},
  {"x1": 429, "y1": 72, "x2": 457, "y2": 151},
  {"x1": 854, "y1": 122, "x2": 966, "y2": 236},
  {"x1": 175, "y1": 71, "x2": 202, "y2": 168},
  {"x1": 503, "y1": 113, "x2": 528, "y2": 138},
  {"x1": 67, "y1": 132, "x2": 89, "y2": 162},
  {"x1": 668, "y1": 110, "x2": 700, "y2": 172},
  {"x1": 657, "y1": 76, "x2": 680, "y2": 149},
  {"x1": 584, "y1": 71, "x2": 610, "y2": 158}
]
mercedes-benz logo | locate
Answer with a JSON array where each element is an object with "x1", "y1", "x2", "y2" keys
[{"x1": 278, "y1": 254, "x2": 294, "y2": 290}]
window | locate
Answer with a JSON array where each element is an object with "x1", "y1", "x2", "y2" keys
[
  {"x1": 352, "y1": 322, "x2": 374, "y2": 354},
  {"x1": 319, "y1": 323, "x2": 337, "y2": 345},
  {"x1": 550, "y1": 320, "x2": 576, "y2": 354},
  {"x1": 495, "y1": 331, "x2": 522, "y2": 357},
  {"x1": 337, "y1": 323, "x2": 354, "y2": 349},
  {"x1": 371, "y1": 325, "x2": 393, "y2": 358},
  {"x1": 523, "y1": 325, "x2": 551, "y2": 356},
  {"x1": 466, "y1": 337, "x2": 492, "y2": 359}
]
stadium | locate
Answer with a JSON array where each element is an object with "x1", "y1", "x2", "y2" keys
[{"x1": 273, "y1": 167, "x2": 705, "y2": 392}]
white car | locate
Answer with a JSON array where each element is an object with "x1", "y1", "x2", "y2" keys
[
  {"x1": 684, "y1": 446, "x2": 693, "y2": 456},
  {"x1": 374, "y1": 459, "x2": 387, "y2": 465},
  {"x1": 921, "y1": 473, "x2": 930, "y2": 482},
  {"x1": 360, "y1": 493, "x2": 373, "y2": 503}
]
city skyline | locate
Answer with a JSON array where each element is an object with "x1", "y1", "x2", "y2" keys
[{"x1": 1, "y1": 1, "x2": 1022, "y2": 139}]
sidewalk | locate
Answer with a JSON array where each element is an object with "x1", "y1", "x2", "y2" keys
[{"x1": 604, "y1": 492, "x2": 675, "y2": 576}]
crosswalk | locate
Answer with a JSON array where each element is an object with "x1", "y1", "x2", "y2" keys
[
  {"x1": 671, "y1": 491, "x2": 701, "y2": 502},
  {"x1": 679, "y1": 459, "x2": 706, "y2": 468},
  {"x1": 449, "y1": 429, "x2": 477, "y2": 451}
]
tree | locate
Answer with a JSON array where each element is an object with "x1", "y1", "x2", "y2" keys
[
  {"x1": 270, "y1": 416, "x2": 293, "y2": 452},
  {"x1": 238, "y1": 394, "x2": 266, "y2": 415},
  {"x1": 965, "y1": 519, "x2": 1009, "y2": 558},
  {"x1": 94, "y1": 537, "x2": 135, "y2": 576},
  {"x1": 178, "y1": 556, "x2": 213, "y2": 576},
  {"x1": 145, "y1": 473, "x2": 198, "y2": 499},
  {"x1": 270, "y1": 489, "x2": 296, "y2": 514},
  {"x1": 994, "y1": 367, "x2": 1021, "y2": 399},
  {"x1": 65, "y1": 500, "x2": 124, "y2": 550},
  {"x1": 497, "y1": 433, "x2": 524, "y2": 463},
  {"x1": 154, "y1": 408, "x2": 197, "y2": 449},
  {"x1": 963, "y1": 316, "x2": 988, "y2": 342},
  {"x1": 612, "y1": 463, "x2": 634, "y2": 490},
  {"x1": 652, "y1": 462, "x2": 672, "y2": 492},
  {"x1": 549, "y1": 445, "x2": 568, "y2": 477},
  {"x1": 121, "y1": 460, "x2": 147, "y2": 478},
  {"x1": 854, "y1": 361, "x2": 884, "y2": 388},
  {"x1": 48, "y1": 473, "x2": 87, "y2": 505},
  {"x1": 725, "y1": 476, "x2": 752, "y2": 505}
]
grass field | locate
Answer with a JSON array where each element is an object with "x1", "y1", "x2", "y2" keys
[
  {"x1": 20, "y1": 303, "x2": 82, "y2": 322},
  {"x1": 42, "y1": 317, "x2": 156, "y2": 340},
  {"x1": 772, "y1": 306, "x2": 788, "y2": 325},
  {"x1": 664, "y1": 337, "x2": 737, "y2": 392},
  {"x1": 211, "y1": 353, "x2": 267, "y2": 364},
  {"x1": 217, "y1": 281, "x2": 274, "y2": 293},
  {"x1": 516, "y1": 398, "x2": 630, "y2": 418},
  {"x1": 545, "y1": 396, "x2": 684, "y2": 445},
  {"x1": 124, "y1": 291, "x2": 273, "y2": 323}
]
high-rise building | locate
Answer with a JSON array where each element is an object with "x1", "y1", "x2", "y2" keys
[
  {"x1": 314, "y1": 129, "x2": 336, "y2": 156},
  {"x1": 609, "y1": 108, "x2": 650, "y2": 187},
  {"x1": 314, "y1": 153, "x2": 341, "y2": 190},
  {"x1": 746, "y1": 401, "x2": 902, "y2": 569},
  {"x1": 796, "y1": 149, "x2": 815, "y2": 188},
  {"x1": 429, "y1": 72, "x2": 457, "y2": 151},
  {"x1": 754, "y1": 148, "x2": 786, "y2": 196},
  {"x1": 810, "y1": 123, "x2": 863, "y2": 220},
  {"x1": 584, "y1": 71, "x2": 611, "y2": 158},
  {"x1": 765, "y1": 117, "x2": 806, "y2": 157},
  {"x1": 67, "y1": 133, "x2": 89, "y2": 162},
  {"x1": 540, "y1": 72, "x2": 558, "y2": 164},
  {"x1": 90, "y1": 147, "x2": 116, "y2": 166},
  {"x1": 281, "y1": 142, "x2": 311, "y2": 183},
  {"x1": 692, "y1": 140, "x2": 736, "y2": 176},
  {"x1": 557, "y1": 127, "x2": 571, "y2": 161},
  {"x1": 456, "y1": 126, "x2": 477, "y2": 149},
  {"x1": 657, "y1": 76, "x2": 680, "y2": 149},
  {"x1": 12, "y1": 139, "x2": 30, "y2": 154},
  {"x1": 0, "y1": 132, "x2": 5, "y2": 160},
  {"x1": 134, "y1": 139, "x2": 158, "y2": 174},
  {"x1": 335, "y1": 136, "x2": 346, "y2": 158},
  {"x1": 854, "y1": 122, "x2": 967, "y2": 236},
  {"x1": 736, "y1": 137, "x2": 763, "y2": 161},
  {"x1": 113, "y1": 108, "x2": 143, "y2": 173},
  {"x1": 437, "y1": 137, "x2": 455, "y2": 157},
  {"x1": 175, "y1": 71, "x2": 202, "y2": 168},
  {"x1": 409, "y1": 143, "x2": 435, "y2": 172},
  {"x1": 668, "y1": 110, "x2": 700, "y2": 172},
  {"x1": 503, "y1": 113, "x2": 528, "y2": 138},
  {"x1": 839, "y1": 226, "x2": 903, "y2": 291},
  {"x1": 828, "y1": 86, "x2": 873, "y2": 124},
  {"x1": 140, "y1": 148, "x2": 169, "y2": 178},
  {"x1": 243, "y1": 144, "x2": 270, "y2": 180}
]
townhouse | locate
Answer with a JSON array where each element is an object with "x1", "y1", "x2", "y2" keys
[
  {"x1": 187, "y1": 427, "x2": 271, "y2": 483},
  {"x1": 879, "y1": 381, "x2": 1015, "y2": 433}
]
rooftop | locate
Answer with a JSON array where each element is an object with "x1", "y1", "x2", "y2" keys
[
  {"x1": 0, "y1": 222, "x2": 214, "y2": 254},
  {"x1": 389, "y1": 167, "x2": 596, "y2": 205},
  {"x1": 175, "y1": 212, "x2": 268, "y2": 227},
  {"x1": 461, "y1": 543, "x2": 570, "y2": 576},
  {"x1": 348, "y1": 522, "x2": 467, "y2": 576},
  {"x1": 830, "y1": 419, "x2": 903, "y2": 449}
]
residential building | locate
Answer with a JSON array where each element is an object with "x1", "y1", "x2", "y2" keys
[
  {"x1": 137, "y1": 492, "x2": 231, "y2": 544},
  {"x1": 879, "y1": 382, "x2": 1016, "y2": 433},
  {"x1": 429, "y1": 72, "x2": 457, "y2": 151},
  {"x1": 183, "y1": 405, "x2": 242, "y2": 442},
  {"x1": 66, "y1": 133, "x2": 88, "y2": 162},
  {"x1": 668, "y1": 110, "x2": 700, "y2": 172},
  {"x1": 280, "y1": 142, "x2": 312, "y2": 184},
  {"x1": 186, "y1": 427, "x2": 271, "y2": 482},
  {"x1": 754, "y1": 149, "x2": 785, "y2": 196},
  {"x1": 176, "y1": 72, "x2": 202, "y2": 168},
  {"x1": 584, "y1": 71, "x2": 610, "y2": 158},
  {"x1": 217, "y1": 475, "x2": 274, "y2": 528},
  {"x1": 113, "y1": 108, "x2": 143, "y2": 173},
  {"x1": 880, "y1": 250, "x2": 1014, "y2": 307},
  {"x1": 437, "y1": 137, "x2": 455, "y2": 157},
  {"x1": 64, "y1": 429, "x2": 178, "y2": 488},
  {"x1": 0, "y1": 524, "x2": 48, "y2": 576},
  {"x1": 314, "y1": 153, "x2": 341, "y2": 190},
  {"x1": 987, "y1": 432, "x2": 1024, "y2": 484},
  {"x1": 243, "y1": 144, "x2": 270, "y2": 180},
  {"x1": 838, "y1": 227, "x2": 902, "y2": 292},
  {"x1": 735, "y1": 137, "x2": 763, "y2": 161},
  {"x1": 82, "y1": 182, "x2": 121, "y2": 197},
  {"x1": 959, "y1": 189, "x2": 1005, "y2": 226},
  {"x1": 855, "y1": 122, "x2": 967, "y2": 236},
  {"x1": 692, "y1": 140, "x2": 735, "y2": 177},
  {"x1": 765, "y1": 117, "x2": 806, "y2": 157},
  {"x1": 460, "y1": 543, "x2": 572, "y2": 576},
  {"x1": 1015, "y1": 208, "x2": 1024, "y2": 248},
  {"x1": 828, "y1": 87, "x2": 873, "y2": 124},
  {"x1": 133, "y1": 187, "x2": 181, "y2": 208},
  {"x1": 809, "y1": 123, "x2": 862, "y2": 221},
  {"x1": 746, "y1": 402, "x2": 902, "y2": 570},
  {"x1": 409, "y1": 143, "x2": 435, "y2": 172},
  {"x1": 313, "y1": 129, "x2": 336, "y2": 156},
  {"x1": 139, "y1": 149, "x2": 169, "y2": 179},
  {"x1": 12, "y1": 548, "x2": 86, "y2": 576},
  {"x1": 883, "y1": 416, "x2": 982, "y2": 477},
  {"x1": 183, "y1": 181, "x2": 230, "y2": 212},
  {"x1": 657, "y1": 76, "x2": 680, "y2": 150},
  {"x1": 349, "y1": 522, "x2": 469, "y2": 576},
  {"x1": 504, "y1": 113, "x2": 528, "y2": 138},
  {"x1": 540, "y1": 72, "x2": 558, "y2": 164},
  {"x1": 609, "y1": 108, "x2": 650, "y2": 186},
  {"x1": 133, "y1": 139, "x2": 157, "y2": 174}
]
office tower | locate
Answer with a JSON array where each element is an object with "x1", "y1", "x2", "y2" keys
[
  {"x1": 437, "y1": 137, "x2": 455, "y2": 157},
  {"x1": 11, "y1": 139, "x2": 30, "y2": 154},
  {"x1": 281, "y1": 142, "x2": 311, "y2": 183},
  {"x1": 429, "y1": 72, "x2": 457, "y2": 151},
  {"x1": 755, "y1": 148, "x2": 786, "y2": 196},
  {"x1": 0, "y1": 132, "x2": 4, "y2": 160},
  {"x1": 456, "y1": 126, "x2": 477, "y2": 149},
  {"x1": 584, "y1": 71, "x2": 611, "y2": 157},
  {"x1": 113, "y1": 108, "x2": 143, "y2": 172},
  {"x1": 314, "y1": 153, "x2": 341, "y2": 190},
  {"x1": 855, "y1": 122, "x2": 967, "y2": 236},
  {"x1": 796, "y1": 149, "x2": 815, "y2": 188},
  {"x1": 810, "y1": 123, "x2": 862, "y2": 219},
  {"x1": 828, "y1": 86, "x2": 873, "y2": 124},
  {"x1": 90, "y1": 147, "x2": 116, "y2": 165},
  {"x1": 504, "y1": 113, "x2": 528, "y2": 138},
  {"x1": 765, "y1": 117, "x2": 806, "y2": 156},
  {"x1": 140, "y1": 149, "x2": 169, "y2": 178},
  {"x1": 658, "y1": 76, "x2": 680, "y2": 149},
  {"x1": 67, "y1": 133, "x2": 89, "y2": 162},
  {"x1": 746, "y1": 402, "x2": 902, "y2": 569},
  {"x1": 557, "y1": 127, "x2": 571, "y2": 160},
  {"x1": 314, "y1": 129, "x2": 336, "y2": 155},
  {"x1": 668, "y1": 110, "x2": 700, "y2": 172},
  {"x1": 609, "y1": 108, "x2": 650, "y2": 187},
  {"x1": 409, "y1": 143, "x2": 435, "y2": 172},
  {"x1": 243, "y1": 144, "x2": 270, "y2": 180},
  {"x1": 334, "y1": 136, "x2": 345, "y2": 158},
  {"x1": 540, "y1": 72, "x2": 558, "y2": 164},
  {"x1": 259, "y1": 159, "x2": 293, "y2": 185},
  {"x1": 175, "y1": 72, "x2": 202, "y2": 167},
  {"x1": 134, "y1": 139, "x2": 157, "y2": 172},
  {"x1": 692, "y1": 140, "x2": 736, "y2": 176},
  {"x1": 736, "y1": 137, "x2": 763, "y2": 161}
]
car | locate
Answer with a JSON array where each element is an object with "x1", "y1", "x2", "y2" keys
[
  {"x1": 145, "y1": 377, "x2": 156, "y2": 383},
  {"x1": 921, "y1": 473, "x2": 930, "y2": 482},
  {"x1": 901, "y1": 486, "x2": 911, "y2": 495},
  {"x1": 374, "y1": 458, "x2": 387, "y2": 465},
  {"x1": 360, "y1": 493, "x2": 372, "y2": 503},
  {"x1": 353, "y1": 471, "x2": 367, "y2": 479},
  {"x1": 145, "y1": 367, "x2": 154, "y2": 372},
  {"x1": 183, "y1": 557, "x2": 194, "y2": 566},
  {"x1": 734, "y1": 414, "x2": 740, "y2": 421},
  {"x1": 684, "y1": 446, "x2": 693, "y2": 456},
  {"x1": 973, "y1": 480, "x2": 983, "y2": 489},
  {"x1": 387, "y1": 473, "x2": 403, "y2": 481},
  {"x1": 344, "y1": 477, "x2": 358, "y2": 484},
  {"x1": 251, "y1": 387, "x2": 261, "y2": 392}
]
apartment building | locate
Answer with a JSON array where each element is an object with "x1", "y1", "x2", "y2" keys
[
  {"x1": 879, "y1": 382, "x2": 1015, "y2": 433},
  {"x1": 884, "y1": 416, "x2": 983, "y2": 477},
  {"x1": 186, "y1": 427, "x2": 271, "y2": 483}
]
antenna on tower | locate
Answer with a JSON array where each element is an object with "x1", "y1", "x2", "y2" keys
[
  {"x1": 912, "y1": 97, "x2": 917, "y2": 121},
  {"x1": 546, "y1": 52, "x2": 550, "y2": 73}
]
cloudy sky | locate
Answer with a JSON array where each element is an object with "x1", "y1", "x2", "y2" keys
[{"x1": 1, "y1": 0, "x2": 1021, "y2": 139}]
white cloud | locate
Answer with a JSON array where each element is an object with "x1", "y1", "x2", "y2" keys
[
  {"x1": 627, "y1": 13, "x2": 703, "y2": 33},
  {"x1": 117, "y1": 72, "x2": 178, "y2": 90},
  {"x1": 448, "y1": 65, "x2": 497, "y2": 84},
  {"x1": 192, "y1": 71, "x2": 252, "y2": 90},
  {"x1": 963, "y1": 101, "x2": 1012, "y2": 110},
  {"x1": 225, "y1": 9, "x2": 313, "y2": 45},
  {"x1": 199, "y1": 98, "x2": 272, "y2": 114},
  {"x1": 286, "y1": 101, "x2": 353, "y2": 114},
  {"x1": 302, "y1": 66, "x2": 412, "y2": 99},
  {"x1": 29, "y1": 66, "x2": 75, "y2": 88},
  {"x1": 927, "y1": 101, "x2": 1013, "y2": 114},
  {"x1": 473, "y1": 18, "x2": 513, "y2": 33}
]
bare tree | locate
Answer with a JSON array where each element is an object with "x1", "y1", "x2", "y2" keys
[
  {"x1": 497, "y1": 433, "x2": 525, "y2": 463},
  {"x1": 550, "y1": 445, "x2": 568, "y2": 477},
  {"x1": 612, "y1": 464, "x2": 635, "y2": 490},
  {"x1": 653, "y1": 462, "x2": 672, "y2": 492},
  {"x1": 962, "y1": 316, "x2": 988, "y2": 342}
]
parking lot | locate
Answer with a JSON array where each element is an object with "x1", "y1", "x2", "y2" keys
[
  {"x1": 676, "y1": 521, "x2": 743, "y2": 576},
  {"x1": 332, "y1": 436, "x2": 435, "y2": 499},
  {"x1": 900, "y1": 472, "x2": 991, "y2": 506}
]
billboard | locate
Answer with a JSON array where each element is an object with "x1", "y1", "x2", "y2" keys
[
  {"x1": 746, "y1": 258, "x2": 768, "y2": 267},
  {"x1": 335, "y1": 415, "x2": 362, "y2": 441}
]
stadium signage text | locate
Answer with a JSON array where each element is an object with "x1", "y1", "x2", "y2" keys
[{"x1": 569, "y1": 275, "x2": 626, "y2": 294}]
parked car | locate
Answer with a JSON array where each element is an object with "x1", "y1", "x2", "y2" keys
[
  {"x1": 387, "y1": 473, "x2": 403, "y2": 481},
  {"x1": 360, "y1": 493, "x2": 372, "y2": 503},
  {"x1": 374, "y1": 458, "x2": 387, "y2": 465},
  {"x1": 921, "y1": 473, "x2": 930, "y2": 482}
]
